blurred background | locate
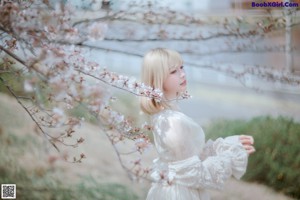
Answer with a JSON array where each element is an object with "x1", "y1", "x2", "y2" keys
[
  {"x1": 0, "y1": 0, "x2": 299, "y2": 199},
  {"x1": 72, "y1": 0, "x2": 300, "y2": 123}
]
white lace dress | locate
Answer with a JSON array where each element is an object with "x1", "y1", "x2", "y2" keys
[{"x1": 146, "y1": 109, "x2": 248, "y2": 200}]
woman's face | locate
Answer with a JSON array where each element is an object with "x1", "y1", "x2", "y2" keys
[{"x1": 163, "y1": 65, "x2": 187, "y2": 100}]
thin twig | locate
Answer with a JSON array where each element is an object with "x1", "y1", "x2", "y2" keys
[
  {"x1": 0, "y1": 45, "x2": 27, "y2": 66},
  {"x1": 0, "y1": 76, "x2": 60, "y2": 152}
]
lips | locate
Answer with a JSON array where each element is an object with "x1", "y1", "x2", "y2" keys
[{"x1": 180, "y1": 80, "x2": 187, "y2": 86}]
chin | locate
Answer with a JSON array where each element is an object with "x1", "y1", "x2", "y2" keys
[
  {"x1": 180, "y1": 85, "x2": 187, "y2": 91},
  {"x1": 178, "y1": 88, "x2": 187, "y2": 94}
]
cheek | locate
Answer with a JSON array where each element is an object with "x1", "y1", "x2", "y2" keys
[
  {"x1": 163, "y1": 76, "x2": 178, "y2": 92},
  {"x1": 163, "y1": 78, "x2": 170, "y2": 92}
]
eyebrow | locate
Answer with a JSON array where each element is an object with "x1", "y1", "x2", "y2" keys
[{"x1": 169, "y1": 65, "x2": 181, "y2": 70}]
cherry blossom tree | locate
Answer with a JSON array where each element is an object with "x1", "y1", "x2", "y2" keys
[{"x1": 0, "y1": 0, "x2": 299, "y2": 181}]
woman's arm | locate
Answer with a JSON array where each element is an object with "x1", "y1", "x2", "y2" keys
[
  {"x1": 201, "y1": 135, "x2": 255, "y2": 160},
  {"x1": 151, "y1": 140, "x2": 248, "y2": 190},
  {"x1": 152, "y1": 113, "x2": 249, "y2": 190}
]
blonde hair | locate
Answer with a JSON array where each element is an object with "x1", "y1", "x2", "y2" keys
[{"x1": 140, "y1": 48, "x2": 183, "y2": 115}]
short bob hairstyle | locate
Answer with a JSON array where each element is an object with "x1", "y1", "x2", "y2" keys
[{"x1": 140, "y1": 48, "x2": 183, "y2": 115}]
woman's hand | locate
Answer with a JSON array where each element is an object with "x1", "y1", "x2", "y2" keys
[{"x1": 239, "y1": 135, "x2": 255, "y2": 155}]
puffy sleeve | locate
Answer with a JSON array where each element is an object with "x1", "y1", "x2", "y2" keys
[
  {"x1": 200, "y1": 135, "x2": 247, "y2": 180},
  {"x1": 151, "y1": 112, "x2": 248, "y2": 190},
  {"x1": 200, "y1": 135, "x2": 242, "y2": 159}
]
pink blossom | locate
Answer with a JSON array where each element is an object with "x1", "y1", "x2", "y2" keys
[{"x1": 87, "y1": 23, "x2": 108, "y2": 41}]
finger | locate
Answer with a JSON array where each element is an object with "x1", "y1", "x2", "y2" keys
[
  {"x1": 243, "y1": 144, "x2": 253, "y2": 150},
  {"x1": 240, "y1": 138, "x2": 251, "y2": 144},
  {"x1": 248, "y1": 136, "x2": 254, "y2": 144},
  {"x1": 244, "y1": 145, "x2": 255, "y2": 154},
  {"x1": 247, "y1": 146, "x2": 256, "y2": 154},
  {"x1": 240, "y1": 138, "x2": 252, "y2": 145},
  {"x1": 240, "y1": 135, "x2": 254, "y2": 145}
]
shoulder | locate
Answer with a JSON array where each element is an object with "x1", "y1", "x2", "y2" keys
[
  {"x1": 152, "y1": 109, "x2": 198, "y2": 130},
  {"x1": 152, "y1": 109, "x2": 185, "y2": 122}
]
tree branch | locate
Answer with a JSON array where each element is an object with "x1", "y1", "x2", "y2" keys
[
  {"x1": 0, "y1": 45, "x2": 27, "y2": 66},
  {"x1": 0, "y1": 76, "x2": 60, "y2": 152}
]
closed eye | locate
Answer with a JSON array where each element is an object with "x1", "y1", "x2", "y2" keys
[{"x1": 170, "y1": 70, "x2": 177, "y2": 74}]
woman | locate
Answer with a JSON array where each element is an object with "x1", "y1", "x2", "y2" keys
[{"x1": 140, "y1": 48, "x2": 255, "y2": 200}]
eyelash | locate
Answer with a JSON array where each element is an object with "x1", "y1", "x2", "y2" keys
[{"x1": 170, "y1": 66, "x2": 184, "y2": 74}]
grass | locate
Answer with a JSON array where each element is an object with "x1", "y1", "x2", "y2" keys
[
  {"x1": 204, "y1": 116, "x2": 300, "y2": 199},
  {"x1": 0, "y1": 124, "x2": 138, "y2": 200}
]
